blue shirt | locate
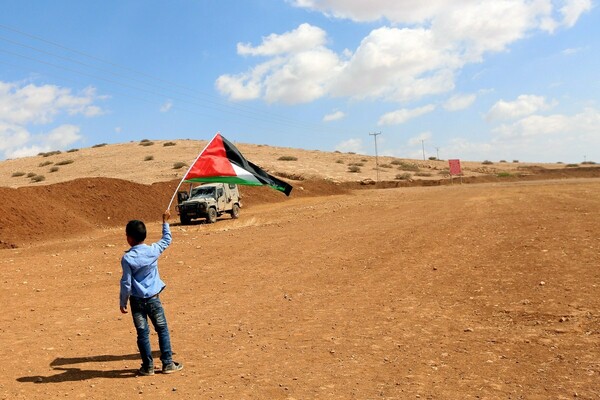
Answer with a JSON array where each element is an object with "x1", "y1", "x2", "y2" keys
[{"x1": 120, "y1": 223, "x2": 172, "y2": 308}]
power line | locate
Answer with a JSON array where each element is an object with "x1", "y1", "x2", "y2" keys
[
  {"x1": 0, "y1": 23, "x2": 354, "y2": 137},
  {"x1": 0, "y1": 46, "x2": 339, "y2": 135}
]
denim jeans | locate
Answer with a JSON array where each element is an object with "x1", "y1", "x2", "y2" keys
[{"x1": 129, "y1": 295, "x2": 173, "y2": 368}]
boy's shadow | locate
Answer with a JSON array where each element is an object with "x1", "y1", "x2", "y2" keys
[{"x1": 17, "y1": 352, "x2": 160, "y2": 383}]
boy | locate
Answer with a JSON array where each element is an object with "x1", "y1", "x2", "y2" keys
[{"x1": 119, "y1": 210, "x2": 183, "y2": 376}]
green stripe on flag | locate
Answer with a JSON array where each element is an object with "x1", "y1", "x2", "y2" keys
[{"x1": 184, "y1": 176, "x2": 264, "y2": 186}]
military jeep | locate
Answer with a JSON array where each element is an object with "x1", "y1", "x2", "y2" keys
[{"x1": 176, "y1": 183, "x2": 241, "y2": 225}]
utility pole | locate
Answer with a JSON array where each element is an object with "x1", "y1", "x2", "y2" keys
[
  {"x1": 435, "y1": 147, "x2": 440, "y2": 161},
  {"x1": 421, "y1": 139, "x2": 426, "y2": 160},
  {"x1": 369, "y1": 131, "x2": 382, "y2": 182}
]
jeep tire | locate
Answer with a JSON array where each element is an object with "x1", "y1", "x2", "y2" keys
[
  {"x1": 230, "y1": 204, "x2": 240, "y2": 219},
  {"x1": 206, "y1": 207, "x2": 217, "y2": 224}
]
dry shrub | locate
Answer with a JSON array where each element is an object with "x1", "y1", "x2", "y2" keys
[
  {"x1": 395, "y1": 173, "x2": 412, "y2": 180},
  {"x1": 163, "y1": 142, "x2": 176, "y2": 147},
  {"x1": 274, "y1": 171, "x2": 304, "y2": 180},
  {"x1": 173, "y1": 162, "x2": 187, "y2": 169},
  {"x1": 31, "y1": 175, "x2": 45, "y2": 182},
  {"x1": 144, "y1": 155, "x2": 154, "y2": 161},
  {"x1": 49, "y1": 166, "x2": 59, "y2": 173},
  {"x1": 39, "y1": 161, "x2": 53, "y2": 167},
  {"x1": 278, "y1": 155, "x2": 298, "y2": 161},
  {"x1": 40, "y1": 150, "x2": 61, "y2": 157},
  {"x1": 348, "y1": 165, "x2": 361, "y2": 173},
  {"x1": 55, "y1": 159, "x2": 74, "y2": 166},
  {"x1": 396, "y1": 162, "x2": 419, "y2": 172},
  {"x1": 11, "y1": 171, "x2": 26, "y2": 177}
]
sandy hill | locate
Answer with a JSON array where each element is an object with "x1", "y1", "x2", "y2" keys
[{"x1": 0, "y1": 139, "x2": 588, "y2": 188}]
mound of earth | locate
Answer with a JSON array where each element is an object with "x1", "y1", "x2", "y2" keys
[
  {"x1": 3, "y1": 164, "x2": 600, "y2": 247},
  {"x1": 0, "y1": 177, "x2": 349, "y2": 247}
]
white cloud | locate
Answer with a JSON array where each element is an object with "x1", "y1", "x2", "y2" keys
[
  {"x1": 329, "y1": 27, "x2": 457, "y2": 102},
  {"x1": 444, "y1": 93, "x2": 476, "y2": 111},
  {"x1": 444, "y1": 137, "x2": 495, "y2": 161},
  {"x1": 160, "y1": 100, "x2": 173, "y2": 112},
  {"x1": 290, "y1": 0, "x2": 465, "y2": 24},
  {"x1": 492, "y1": 107, "x2": 600, "y2": 138},
  {"x1": 263, "y1": 48, "x2": 341, "y2": 104},
  {"x1": 378, "y1": 104, "x2": 435, "y2": 126},
  {"x1": 115, "y1": 126, "x2": 122, "y2": 133},
  {"x1": 237, "y1": 23, "x2": 328, "y2": 56},
  {"x1": 408, "y1": 131, "x2": 432, "y2": 146},
  {"x1": 0, "y1": 122, "x2": 30, "y2": 151},
  {"x1": 323, "y1": 110, "x2": 345, "y2": 122},
  {"x1": 215, "y1": 72, "x2": 263, "y2": 102},
  {"x1": 0, "y1": 81, "x2": 102, "y2": 159},
  {"x1": 6, "y1": 145, "x2": 45, "y2": 159},
  {"x1": 218, "y1": 28, "x2": 341, "y2": 104},
  {"x1": 220, "y1": 2, "x2": 591, "y2": 105},
  {"x1": 46, "y1": 124, "x2": 81, "y2": 148},
  {"x1": 486, "y1": 95, "x2": 556, "y2": 122},
  {"x1": 290, "y1": 0, "x2": 591, "y2": 29},
  {"x1": 431, "y1": 1, "x2": 553, "y2": 60},
  {"x1": 561, "y1": 46, "x2": 584, "y2": 56},
  {"x1": 0, "y1": 82, "x2": 103, "y2": 125},
  {"x1": 3, "y1": 124, "x2": 82, "y2": 158},
  {"x1": 443, "y1": 107, "x2": 600, "y2": 163},
  {"x1": 560, "y1": 0, "x2": 593, "y2": 27},
  {"x1": 335, "y1": 138, "x2": 364, "y2": 153}
]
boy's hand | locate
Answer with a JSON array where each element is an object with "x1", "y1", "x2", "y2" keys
[
  {"x1": 120, "y1": 306, "x2": 128, "y2": 314},
  {"x1": 163, "y1": 210, "x2": 171, "y2": 223}
]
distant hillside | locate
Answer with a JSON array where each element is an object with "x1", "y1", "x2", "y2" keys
[{"x1": 0, "y1": 139, "x2": 588, "y2": 188}]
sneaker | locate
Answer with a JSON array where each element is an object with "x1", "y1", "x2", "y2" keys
[
  {"x1": 162, "y1": 362, "x2": 183, "y2": 374},
  {"x1": 138, "y1": 365, "x2": 155, "y2": 376}
]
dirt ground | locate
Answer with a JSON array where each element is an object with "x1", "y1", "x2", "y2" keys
[{"x1": 1, "y1": 176, "x2": 599, "y2": 399}]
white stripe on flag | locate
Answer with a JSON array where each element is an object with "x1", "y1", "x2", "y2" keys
[{"x1": 232, "y1": 164, "x2": 262, "y2": 184}]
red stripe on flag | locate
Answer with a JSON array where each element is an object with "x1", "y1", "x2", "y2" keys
[{"x1": 185, "y1": 134, "x2": 236, "y2": 180}]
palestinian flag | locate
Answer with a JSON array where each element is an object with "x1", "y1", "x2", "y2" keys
[{"x1": 183, "y1": 133, "x2": 293, "y2": 196}]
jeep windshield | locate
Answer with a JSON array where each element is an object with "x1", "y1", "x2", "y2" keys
[{"x1": 190, "y1": 186, "x2": 216, "y2": 199}]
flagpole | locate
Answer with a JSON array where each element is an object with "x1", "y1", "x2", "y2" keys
[{"x1": 165, "y1": 132, "x2": 220, "y2": 211}]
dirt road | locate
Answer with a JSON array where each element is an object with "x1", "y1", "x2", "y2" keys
[{"x1": 1, "y1": 179, "x2": 599, "y2": 399}]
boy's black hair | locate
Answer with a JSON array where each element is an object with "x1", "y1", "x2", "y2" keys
[{"x1": 126, "y1": 220, "x2": 147, "y2": 243}]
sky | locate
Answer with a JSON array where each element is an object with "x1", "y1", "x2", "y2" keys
[{"x1": 0, "y1": 0, "x2": 598, "y2": 163}]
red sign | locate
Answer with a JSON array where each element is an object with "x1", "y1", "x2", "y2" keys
[{"x1": 448, "y1": 159, "x2": 461, "y2": 175}]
